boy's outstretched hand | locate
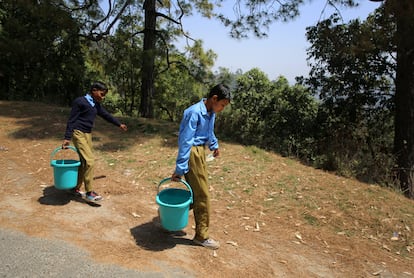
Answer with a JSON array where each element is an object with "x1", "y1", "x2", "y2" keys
[{"x1": 120, "y1": 124, "x2": 128, "y2": 131}]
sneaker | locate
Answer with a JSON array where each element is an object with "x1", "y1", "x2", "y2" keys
[
  {"x1": 193, "y1": 238, "x2": 220, "y2": 250},
  {"x1": 86, "y1": 191, "x2": 103, "y2": 202},
  {"x1": 68, "y1": 188, "x2": 84, "y2": 197}
]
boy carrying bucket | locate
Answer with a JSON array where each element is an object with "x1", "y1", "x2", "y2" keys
[
  {"x1": 171, "y1": 84, "x2": 231, "y2": 250},
  {"x1": 62, "y1": 81, "x2": 127, "y2": 201}
]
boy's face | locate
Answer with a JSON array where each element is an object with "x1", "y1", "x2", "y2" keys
[
  {"x1": 91, "y1": 89, "x2": 107, "y2": 103},
  {"x1": 212, "y1": 96, "x2": 230, "y2": 113}
]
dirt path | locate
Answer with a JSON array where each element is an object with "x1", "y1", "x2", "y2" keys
[{"x1": 0, "y1": 101, "x2": 413, "y2": 277}]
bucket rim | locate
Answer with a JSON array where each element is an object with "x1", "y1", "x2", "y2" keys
[
  {"x1": 157, "y1": 177, "x2": 193, "y2": 203},
  {"x1": 51, "y1": 159, "x2": 81, "y2": 167},
  {"x1": 156, "y1": 193, "x2": 192, "y2": 208}
]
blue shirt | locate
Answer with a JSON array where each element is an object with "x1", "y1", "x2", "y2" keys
[{"x1": 175, "y1": 99, "x2": 218, "y2": 176}]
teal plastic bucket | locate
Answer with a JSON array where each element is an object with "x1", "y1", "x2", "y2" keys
[
  {"x1": 156, "y1": 178, "x2": 193, "y2": 231},
  {"x1": 50, "y1": 146, "x2": 81, "y2": 190}
]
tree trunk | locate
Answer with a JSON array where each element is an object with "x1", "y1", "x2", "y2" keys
[
  {"x1": 140, "y1": 0, "x2": 156, "y2": 118},
  {"x1": 391, "y1": 0, "x2": 414, "y2": 198}
]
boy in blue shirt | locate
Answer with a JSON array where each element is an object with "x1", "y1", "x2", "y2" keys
[
  {"x1": 62, "y1": 81, "x2": 127, "y2": 201},
  {"x1": 172, "y1": 84, "x2": 231, "y2": 249}
]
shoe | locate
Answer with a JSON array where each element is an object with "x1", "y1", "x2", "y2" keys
[
  {"x1": 68, "y1": 188, "x2": 84, "y2": 197},
  {"x1": 86, "y1": 191, "x2": 103, "y2": 201},
  {"x1": 193, "y1": 238, "x2": 220, "y2": 250}
]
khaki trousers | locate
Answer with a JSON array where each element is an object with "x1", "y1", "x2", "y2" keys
[
  {"x1": 185, "y1": 145, "x2": 210, "y2": 241},
  {"x1": 72, "y1": 129, "x2": 94, "y2": 192}
]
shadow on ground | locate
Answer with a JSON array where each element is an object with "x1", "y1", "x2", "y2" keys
[
  {"x1": 130, "y1": 217, "x2": 193, "y2": 251},
  {"x1": 38, "y1": 186, "x2": 101, "y2": 207}
]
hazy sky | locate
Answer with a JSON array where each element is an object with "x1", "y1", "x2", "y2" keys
[{"x1": 178, "y1": 0, "x2": 383, "y2": 83}]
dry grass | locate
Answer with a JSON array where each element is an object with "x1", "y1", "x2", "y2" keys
[{"x1": 0, "y1": 100, "x2": 413, "y2": 277}]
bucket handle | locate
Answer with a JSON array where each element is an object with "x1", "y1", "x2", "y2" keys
[
  {"x1": 51, "y1": 146, "x2": 79, "y2": 160},
  {"x1": 157, "y1": 177, "x2": 193, "y2": 203}
]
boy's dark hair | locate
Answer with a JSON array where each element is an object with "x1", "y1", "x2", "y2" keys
[
  {"x1": 91, "y1": 81, "x2": 108, "y2": 93},
  {"x1": 208, "y1": 84, "x2": 232, "y2": 102}
]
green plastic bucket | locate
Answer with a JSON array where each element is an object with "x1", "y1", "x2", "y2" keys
[
  {"x1": 156, "y1": 178, "x2": 193, "y2": 231},
  {"x1": 50, "y1": 146, "x2": 81, "y2": 190}
]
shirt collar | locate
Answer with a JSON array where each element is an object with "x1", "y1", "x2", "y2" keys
[
  {"x1": 85, "y1": 94, "x2": 95, "y2": 107},
  {"x1": 200, "y1": 98, "x2": 208, "y2": 115}
]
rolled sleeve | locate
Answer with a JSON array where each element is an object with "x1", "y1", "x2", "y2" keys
[{"x1": 209, "y1": 132, "x2": 219, "y2": 150}]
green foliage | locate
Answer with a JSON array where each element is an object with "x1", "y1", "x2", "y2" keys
[
  {"x1": 149, "y1": 38, "x2": 218, "y2": 121},
  {"x1": 155, "y1": 58, "x2": 206, "y2": 121},
  {"x1": 103, "y1": 92, "x2": 123, "y2": 115},
  {"x1": 217, "y1": 68, "x2": 318, "y2": 160},
  {"x1": 303, "y1": 8, "x2": 396, "y2": 185},
  {"x1": 0, "y1": 0, "x2": 85, "y2": 104},
  {"x1": 101, "y1": 20, "x2": 144, "y2": 116}
]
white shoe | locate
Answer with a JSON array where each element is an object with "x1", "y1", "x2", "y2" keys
[{"x1": 193, "y1": 238, "x2": 220, "y2": 250}]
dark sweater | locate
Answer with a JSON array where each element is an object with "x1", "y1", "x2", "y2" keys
[{"x1": 64, "y1": 96, "x2": 121, "y2": 140}]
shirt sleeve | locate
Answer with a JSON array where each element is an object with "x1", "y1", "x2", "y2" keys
[
  {"x1": 97, "y1": 104, "x2": 121, "y2": 127},
  {"x1": 175, "y1": 111, "x2": 198, "y2": 176},
  {"x1": 208, "y1": 113, "x2": 219, "y2": 150},
  {"x1": 64, "y1": 99, "x2": 81, "y2": 140}
]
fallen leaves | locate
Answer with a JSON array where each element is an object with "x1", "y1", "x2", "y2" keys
[
  {"x1": 226, "y1": 240, "x2": 238, "y2": 247},
  {"x1": 131, "y1": 212, "x2": 141, "y2": 218}
]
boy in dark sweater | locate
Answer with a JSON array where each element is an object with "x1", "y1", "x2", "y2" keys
[{"x1": 62, "y1": 81, "x2": 127, "y2": 201}]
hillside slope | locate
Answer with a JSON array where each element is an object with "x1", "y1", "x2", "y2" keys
[{"x1": 0, "y1": 101, "x2": 413, "y2": 277}]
